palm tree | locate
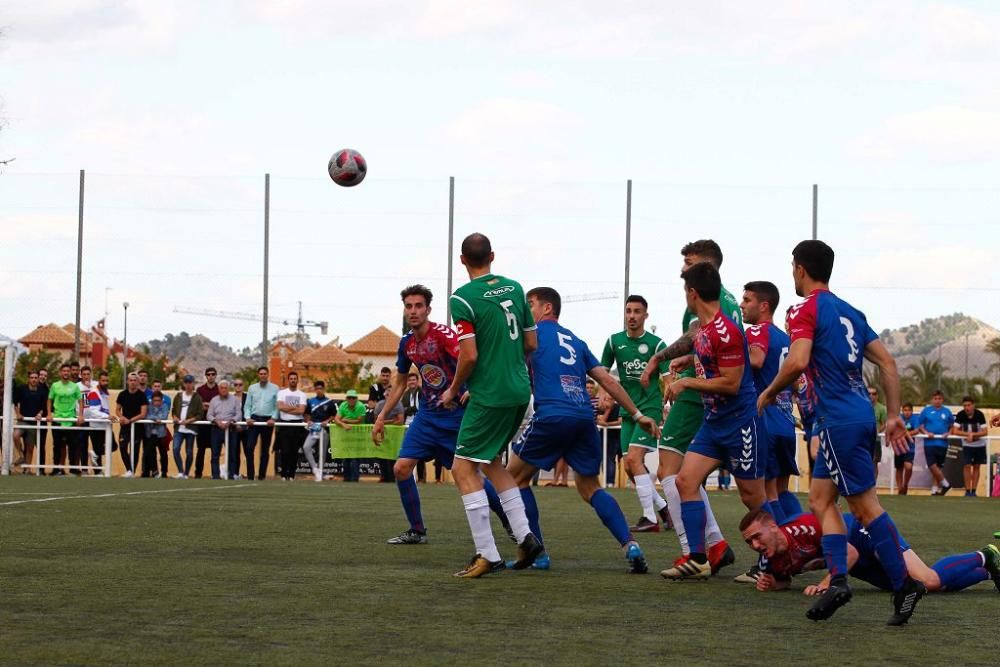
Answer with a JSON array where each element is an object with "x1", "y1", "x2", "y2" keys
[
  {"x1": 986, "y1": 336, "x2": 1000, "y2": 384},
  {"x1": 903, "y1": 358, "x2": 949, "y2": 404}
]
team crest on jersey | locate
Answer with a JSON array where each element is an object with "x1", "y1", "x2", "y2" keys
[
  {"x1": 637, "y1": 343, "x2": 649, "y2": 355},
  {"x1": 420, "y1": 364, "x2": 448, "y2": 389}
]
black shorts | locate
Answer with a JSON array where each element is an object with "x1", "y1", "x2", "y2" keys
[
  {"x1": 893, "y1": 450, "x2": 914, "y2": 470},
  {"x1": 924, "y1": 447, "x2": 947, "y2": 468},
  {"x1": 962, "y1": 447, "x2": 986, "y2": 466}
]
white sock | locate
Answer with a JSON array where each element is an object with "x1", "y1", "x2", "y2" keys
[
  {"x1": 498, "y1": 487, "x2": 531, "y2": 543},
  {"x1": 700, "y1": 486, "x2": 724, "y2": 548},
  {"x1": 462, "y1": 490, "x2": 501, "y2": 562},
  {"x1": 649, "y1": 473, "x2": 667, "y2": 511},
  {"x1": 634, "y1": 474, "x2": 657, "y2": 523},
  {"x1": 662, "y1": 475, "x2": 689, "y2": 554}
]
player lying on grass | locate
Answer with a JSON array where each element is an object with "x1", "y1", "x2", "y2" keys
[
  {"x1": 502, "y1": 287, "x2": 661, "y2": 574},
  {"x1": 739, "y1": 509, "x2": 1000, "y2": 596}
]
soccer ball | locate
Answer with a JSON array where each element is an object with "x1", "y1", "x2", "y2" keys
[{"x1": 328, "y1": 148, "x2": 367, "y2": 187}]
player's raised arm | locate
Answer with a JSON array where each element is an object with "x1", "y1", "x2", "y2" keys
[
  {"x1": 588, "y1": 366, "x2": 661, "y2": 439},
  {"x1": 863, "y1": 339, "x2": 908, "y2": 455},
  {"x1": 641, "y1": 319, "x2": 700, "y2": 388},
  {"x1": 758, "y1": 338, "x2": 811, "y2": 414}
]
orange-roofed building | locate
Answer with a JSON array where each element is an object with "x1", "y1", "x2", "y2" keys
[
  {"x1": 19, "y1": 320, "x2": 110, "y2": 368},
  {"x1": 344, "y1": 325, "x2": 401, "y2": 378}
]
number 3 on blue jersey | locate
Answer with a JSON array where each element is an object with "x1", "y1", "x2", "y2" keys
[{"x1": 839, "y1": 316, "x2": 859, "y2": 362}]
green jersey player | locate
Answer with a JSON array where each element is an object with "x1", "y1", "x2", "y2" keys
[
  {"x1": 440, "y1": 233, "x2": 544, "y2": 578},
  {"x1": 640, "y1": 240, "x2": 740, "y2": 575}
]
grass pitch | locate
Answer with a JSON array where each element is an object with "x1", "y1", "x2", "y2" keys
[{"x1": 1, "y1": 478, "x2": 997, "y2": 665}]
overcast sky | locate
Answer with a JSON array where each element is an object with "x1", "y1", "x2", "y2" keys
[{"x1": 2, "y1": 1, "x2": 999, "y2": 357}]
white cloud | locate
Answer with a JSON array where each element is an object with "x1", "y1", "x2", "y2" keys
[{"x1": 848, "y1": 106, "x2": 1000, "y2": 163}]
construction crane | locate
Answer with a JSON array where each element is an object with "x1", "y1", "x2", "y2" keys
[
  {"x1": 173, "y1": 301, "x2": 329, "y2": 335},
  {"x1": 563, "y1": 291, "x2": 618, "y2": 303}
]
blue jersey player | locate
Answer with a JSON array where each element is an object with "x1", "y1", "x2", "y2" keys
[
  {"x1": 504, "y1": 287, "x2": 661, "y2": 574},
  {"x1": 660, "y1": 263, "x2": 767, "y2": 581},
  {"x1": 758, "y1": 240, "x2": 925, "y2": 626},
  {"x1": 373, "y1": 284, "x2": 507, "y2": 546}
]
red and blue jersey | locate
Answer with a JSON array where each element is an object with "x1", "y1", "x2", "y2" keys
[
  {"x1": 787, "y1": 289, "x2": 878, "y2": 428},
  {"x1": 692, "y1": 311, "x2": 757, "y2": 423},
  {"x1": 746, "y1": 322, "x2": 795, "y2": 437},
  {"x1": 761, "y1": 513, "x2": 824, "y2": 579},
  {"x1": 396, "y1": 322, "x2": 464, "y2": 412},
  {"x1": 528, "y1": 319, "x2": 601, "y2": 421}
]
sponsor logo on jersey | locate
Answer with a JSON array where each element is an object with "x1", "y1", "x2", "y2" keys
[
  {"x1": 483, "y1": 286, "x2": 515, "y2": 298},
  {"x1": 621, "y1": 358, "x2": 647, "y2": 375},
  {"x1": 420, "y1": 364, "x2": 448, "y2": 389}
]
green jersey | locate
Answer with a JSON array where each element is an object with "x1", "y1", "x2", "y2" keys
[
  {"x1": 48, "y1": 380, "x2": 81, "y2": 421},
  {"x1": 601, "y1": 330, "x2": 670, "y2": 414},
  {"x1": 677, "y1": 284, "x2": 743, "y2": 404},
  {"x1": 450, "y1": 273, "x2": 534, "y2": 408}
]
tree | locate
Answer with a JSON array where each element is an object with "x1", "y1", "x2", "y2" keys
[
  {"x1": 902, "y1": 358, "x2": 949, "y2": 404},
  {"x1": 315, "y1": 360, "x2": 373, "y2": 393},
  {"x1": 986, "y1": 336, "x2": 1000, "y2": 383},
  {"x1": 14, "y1": 350, "x2": 63, "y2": 384}
]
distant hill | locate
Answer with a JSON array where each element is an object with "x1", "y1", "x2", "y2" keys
[
  {"x1": 141, "y1": 332, "x2": 258, "y2": 378},
  {"x1": 880, "y1": 314, "x2": 1000, "y2": 379}
]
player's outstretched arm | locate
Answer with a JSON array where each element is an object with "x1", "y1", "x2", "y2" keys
[
  {"x1": 667, "y1": 363, "x2": 743, "y2": 401},
  {"x1": 589, "y1": 366, "x2": 661, "y2": 439},
  {"x1": 373, "y1": 372, "x2": 409, "y2": 444},
  {"x1": 640, "y1": 321, "x2": 700, "y2": 388},
  {"x1": 863, "y1": 340, "x2": 909, "y2": 454},
  {"x1": 758, "y1": 338, "x2": 811, "y2": 414}
]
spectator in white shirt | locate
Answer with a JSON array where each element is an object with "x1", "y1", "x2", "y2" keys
[{"x1": 276, "y1": 372, "x2": 307, "y2": 481}]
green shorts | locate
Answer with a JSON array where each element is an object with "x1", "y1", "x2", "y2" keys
[
  {"x1": 455, "y1": 401, "x2": 529, "y2": 463},
  {"x1": 659, "y1": 400, "x2": 702, "y2": 454},
  {"x1": 620, "y1": 416, "x2": 657, "y2": 454}
]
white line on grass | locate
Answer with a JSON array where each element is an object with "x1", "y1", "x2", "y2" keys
[{"x1": 0, "y1": 483, "x2": 257, "y2": 507}]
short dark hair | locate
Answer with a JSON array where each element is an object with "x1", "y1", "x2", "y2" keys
[
  {"x1": 792, "y1": 240, "x2": 835, "y2": 283},
  {"x1": 962, "y1": 395, "x2": 974, "y2": 404},
  {"x1": 408, "y1": 372, "x2": 418, "y2": 378},
  {"x1": 205, "y1": 367, "x2": 217, "y2": 375},
  {"x1": 400, "y1": 284, "x2": 433, "y2": 306},
  {"x1": 138, "y1": 369, "x2": 148, "y2": 376},
  {"x1": 461, "y1": 233, "x2": 492, "y2": 268},
  {"x1": 380, "y1": 367, "x2": 391, "y2": 374},
  {"x1": 70, "y1": 361, "x2": 80, "y2": 368},
  {"x1": 625, "y1": 294, "x2": 648, "y2": 310},
  {"x1": 151, "y1": 391, "x2": 163, "y2": 400},
  {"x1": 932, "y1": 389, "x2": 945, "y2": 398},
  {"x1": 98, "y1": 371, "x2": 108, "y2": 379},
  {"x1": 288, "y1": 371, "x2": 298, "y2": 379},
  {"x1": 526, "y1": 286, "x2": 562, "y2": 318},
  {"x1": 60, "y1": 363, "x2": 71, "y2": 370},
  {"x1": 313, "y1": 380, "x2": 325, "y2": 389},
  {"x1": 681, "y1": 239, "x2": 723, "y2": 268},
  {"x1": 257, "y1": 366, "x2": 268, "y2": 374},
  {"x1": 80, "y1": 365, "x2": 92, "y2": 373},
  {"x1": 743, "y1": 281, "x2": 780, "y2": 313},
  {"x1": 681, "y1": 263, "x2": 721, "y2": 302},
  {"x1": 739, "y1": 508, "x2": 775, "y2": 532},
  {"x1": 902, "y1": 402, "x2": 912, "y2": 409}
]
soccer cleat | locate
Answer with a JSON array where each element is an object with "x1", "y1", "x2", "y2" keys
[
  {"x1": 734, "y1": 564, "x2": 762, "y2": 584},
  {"x1": 657, "y1": 506, "x2": 673, "y2": 530},
  {"x1": 939, "y1": 482, "x2": 952, "y2": 496},
  {"x1": 507, "y1": 552, "x2": 551, "y2": 570},
  {"x1": 625, "y1": 543, "x2": 648, "y2": 574},
  {"x1": 672, "y1": 554, "x2": 690, "y2": 568},
  {"x1": 631, "y1": 517, "x2": 661, "y2": 533},
  {"x1": 981, "y1": 544, "x2": 1000, "y2": 592},
  {"x1": 806, "y1": 578, "x2": 853, "y2": 621},
  {"x1": 708, "y1": 540, "x2": 736, "y2": 574},
  {"x1": 660, "y1": 557, "x2": 712, "y2": 580},
  {"x1": 887, "y1": 577, "x2": 927, "y2": 626},
  {"x1": 386, "y1": 529, "x2": 428, "y2": 545},
  {"x1": 511, "y1": 533, "x2": 545, "y2": 570},
  {"x1": 453, "y1": 554, "x2": 506, "y2": 578}
]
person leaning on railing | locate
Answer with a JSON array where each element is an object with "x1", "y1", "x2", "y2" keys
[
  {"x1": 170, "y1": 374, "x2": 204, "y2": 479},
  {"x1": 206, "y1": 380, "x2": 242, "y2": 480},
  {"x1": 244, "y1": 366, "x2": 279, "y2": 481}
]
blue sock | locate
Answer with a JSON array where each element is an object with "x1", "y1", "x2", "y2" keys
[
  {"x1": 589, "y1": 489, "x2": 632, "y2": 546},
  {"x1": 778, "y1": 490, "x2": 803, "y2": 519},
  {"x1": 767, "y1": 499, "x2": 787, "y2": 525},
  {"x1": 520, "y1": 487, "x2": 543, "y2": 545},
  {"x1": 821, "y1": 533, "x2": 849, "y2": 579},
  {"x1": 680, "y1": 500, "x2": 707, "y2": 555},
  {"x1": 482, "y1": 478, "x2": 510, "y2": 529},
  {"x1": 396, "y1": 476, "x2": 424, "y2": 532},
  {"x1": 866, "y1": 512, "x2": 908, "y2": 591},
  {"x1": 931, "y1": 552, "x2": 989, "y2": 592}
]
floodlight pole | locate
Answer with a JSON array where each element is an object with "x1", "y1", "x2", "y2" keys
[
  {"x1": 446, "y1": 176, "x2": 455, "y2": 325},
  {"x1": 74, "y1": 169, "x2": 85, "y2": 360},
  {"x1": 262, "y1": 173, "x2": 270, "y2": 367},
  {"x1": 624, "y1": 179, "x2": 632, "y2": 307},
  {"x1": 1, "y1": 343, "x2": 14, "y2": 475},
  {"x1": 812, "y1": 184, "x2": 818, "y2": 240}
]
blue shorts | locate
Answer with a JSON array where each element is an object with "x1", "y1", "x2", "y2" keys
[
  {"x1": 813, "y1": 422, "x2": 877, "y2": 496},
  {"x1": 398, "y1": 410, "x2": 463, "y2": 469},
  {"x1": 512, "y1": 414, "x2": 602, "y2": 477},
  {"x1": 924, "y1": 446, "x2": 947, "y2": 468},
  {"x1": 689, "y1": 414, "x2": 765, "y2": 480},
  {"x1": 845, "y1": 514, "x2": 910, "y2": 591},
  {"x1": 761, "y1": 417, "x2": 799, "y2": 480}
]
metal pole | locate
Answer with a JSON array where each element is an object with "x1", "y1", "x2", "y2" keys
[
  {"x1": 74, "y1": 169, "x2": 85, "y2": 360},
  {"x1": 446, "y1": 176, "x2": 455, "y2": 325},
  {"x1": 262, "y1": 173, "x2": 271, "y2": 367},
  {"x1": 811, "y1": 184, "x2": 818, "y2": 240},
  {"x1": 1, "y1": 344, "x2": 15, "y2": 475},
  {"x1": 122, "y1": 302, "x2": 129, "y2": 389},
  {"x1": 965, "y1": 334, "x2": 969, "y2": 392},
  {"x1": 624, "y1": 179, "x2": 632, "y2": 304}
]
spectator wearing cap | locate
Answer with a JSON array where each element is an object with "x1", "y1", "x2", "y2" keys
[
  {"x1": 193, "y1": 367, "x2": 220, "y2": 479},
  {"x1": 207, "y1": 380, "x2": 242, "y2": 480},
  {"x1": 244, "y1": 366, "x2": 280, "y2": 480},
  {"x1": 335, "y1": 389, "x2": 367, "y2": 482},
  {"x1": 171, "y1": 374, "x2": 205, "y2": 478}
]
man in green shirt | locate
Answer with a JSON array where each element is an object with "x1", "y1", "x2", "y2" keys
[
  {"x1": 639, "y1": 240, "x2": 739, "y2": 574},
  {"x1": 600, "y1": 295, "x2": 672, "y2": 532},
  {"x1": 440, "y1": 232, "x2": 543, "y2": 578},
  {"x1": 47, "y1": 362, "x2": 83, "y2": 476},
  {"x1": 335, "y1": 390, "x2": 367, "y2": 481}
]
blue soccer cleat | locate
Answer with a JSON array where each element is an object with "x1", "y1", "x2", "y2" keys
[{"x1": 626, "y1": 542, "x2": 648, "y2": 574}]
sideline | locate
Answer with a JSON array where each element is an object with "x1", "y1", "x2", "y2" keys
[{"x1": 0, "y1": 483, "x2": 257, "y2": 507}]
